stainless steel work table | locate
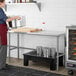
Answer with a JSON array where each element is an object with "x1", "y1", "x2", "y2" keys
[{"x1": 8, "y1": 30, "x2": 65, "y2": 71}]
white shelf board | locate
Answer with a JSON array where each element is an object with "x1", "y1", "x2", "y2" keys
[
  {"x1": 6, "y1": 2, "x2": 41, "y2": 11},
  {"x1": 6, "y1": 3, "x2": 34, "y2": 5}
]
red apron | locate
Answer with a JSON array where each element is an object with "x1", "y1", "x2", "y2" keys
[{"x1": 0, "y1": 24, "x2": 8, "y2": 45}]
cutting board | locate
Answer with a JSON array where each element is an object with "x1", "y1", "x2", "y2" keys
[{"x1": 11, "y1": 27, "x2": 42, "y2": 32}]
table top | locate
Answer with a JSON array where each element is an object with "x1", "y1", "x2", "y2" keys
[{"x1": 8, "y1": 27, "x2": 65, "y2": 36}]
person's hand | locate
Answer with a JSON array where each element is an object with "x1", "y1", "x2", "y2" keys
[{"x1": 15, "y1": 16, "x2": 21, "y2": 20}]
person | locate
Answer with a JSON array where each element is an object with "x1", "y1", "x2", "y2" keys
[{"x1": 0, "y1": 0, "x2": 21, "y2": 69}]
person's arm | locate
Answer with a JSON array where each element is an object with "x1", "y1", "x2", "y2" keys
[{"x1": 6, "y1": 16, "x2": 21, "y2": 22}]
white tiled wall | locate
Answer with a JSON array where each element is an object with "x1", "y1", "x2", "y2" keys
[
  {"x1": 6, "y1": 0, "x2": 76, "y2": 58},
  {"x1": 6, "y1": 0, "x2": 76, "y2": 31}
]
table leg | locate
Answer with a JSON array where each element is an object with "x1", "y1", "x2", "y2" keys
[
  {"x1": 17, "y1": 33, "x2": 19, "y2": 59},
  {"x1": 56, "y1": 36, "x2": 59, "y2": 71},
  {"x1": 8, "y1": 32, "x2": 11, "y2": 61},
  {"x1": 24, "y1": 56, "x2": 29, "y2": 66},
  {"x1": 50, "y1": 59, "x2": 56, "y2": 70},
  {"x1": 63, "y1": 35, "x2": 66, "y2": 66}
]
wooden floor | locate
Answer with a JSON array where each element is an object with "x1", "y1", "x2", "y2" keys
[{"x1": 6, "y1": 57, "x2": 68, "y2": 75}]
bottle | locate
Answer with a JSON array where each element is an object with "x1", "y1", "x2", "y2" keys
[
  {"x1": 8, "y1": 0, "x2": 13, "y2": 3},
  {"x1": 15, "y1": 0, "x2": 17, "y2": 3},
  {"x1": 26, "y1": 0, "x2": 33, "y2": 2},
  {"x1": 22, "y1": 0, "x2": 26, "y2": 3}
]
